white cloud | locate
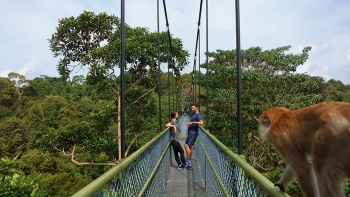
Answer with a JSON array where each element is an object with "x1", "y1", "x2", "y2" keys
[
  {"x1": 18, "y1": 57, "x2": 41, "y2": 78},
  {"x1": 346, "y1": 50, "x2": 350, "y2": 62},
  {"x1": 0, "y1": 57, "x2": 41, "y2": 79},
  {"x1": 322, "y1": 66, "x2": 329, "y2": 72},
  {"x1": 0, "y1": 69, "x2": 11, "y2": 78}
]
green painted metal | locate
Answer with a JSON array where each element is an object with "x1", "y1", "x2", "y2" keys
[
  {"x1": 72, "y1": 127, "x2": 170, "y2": 197},
  {"x1": 199, "y1": 126, "x2": 290, "y2": 197},
  {"x1": 137, "y1": 142, "x2": 170, "y2": 197},
  {"x1": 73, "y1": 116, "x2": 290, "y2": 197},
  {"x1": 198, "y1": 138, "x2": 231, "y2": 197}
]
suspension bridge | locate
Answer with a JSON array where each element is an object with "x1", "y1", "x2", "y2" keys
[
  {"x1": 72, "y1": 0, "x2": 290, "y2": 196},
  {"x1": 72, "y1": 115, "x2": 288, "y2": 197}
]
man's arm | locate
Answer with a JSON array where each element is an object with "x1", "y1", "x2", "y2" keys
[{"x1": 188, "y1": 120, "x2": 203, "y2": 126}]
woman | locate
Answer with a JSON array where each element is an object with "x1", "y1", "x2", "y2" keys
[{"x1": 166, "y1": 112, "x2": 186, "y2": 169}]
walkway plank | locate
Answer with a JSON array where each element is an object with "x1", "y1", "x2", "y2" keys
[{"x1": 164, "y1": 116, "x2": 207, "y2": 197}]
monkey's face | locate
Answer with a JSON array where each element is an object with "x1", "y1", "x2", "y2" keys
[
  {"x1": 258, "y1": 107, "x2": 289, "y2": 143},
  {"x1": 258, "y1": 115, "x2": 271, "y2": 143}
]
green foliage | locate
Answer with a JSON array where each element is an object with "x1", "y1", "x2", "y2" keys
[
  {"x1": 49, "y1": 11, "x2": 189, "y2": 81},
  {"x1": 0, "y1": 156, "x2": 48, "y2": 197},
  {"x1": 0, "y1": 71, "x2": 169, "y2": 195},
  {"x1": 201, "y1": 46, "x2": 322, "y2": 143},
  {"x1": 48, "y1": 10, "x2": 189, "y2": 161},
  {"x1": 17, "y1": 150, "x2": 89, "y2": 196},
  {"x1": 322, "y1": 79, "x2": 346, "y2": 101},
  {"x1": 0, "y1": 117, "x2": 27, "y2": 157},
  {"x1": 19, "y1": 150, "x2": 57, "y2": 174},
  {"x1": 0, "y1": 78, "x2": 16, "y2": 119},
  {"x1": 199, "y1": 46, "x2": 327, "y2": 196}
]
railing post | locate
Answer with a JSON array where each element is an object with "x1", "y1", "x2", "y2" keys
[
  {"x1": 120, "y1": 0, "x2": 126, "y2": 158},
  {"x1": 235, "y1": 0, "x2": 243, "y2": 155}
]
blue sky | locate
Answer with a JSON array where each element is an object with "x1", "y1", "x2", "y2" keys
[{"x1": 1, "y1": 0, "x2": 350, "y2": 84}]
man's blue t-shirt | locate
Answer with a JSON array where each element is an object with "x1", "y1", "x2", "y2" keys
[{"x1": 188, "y1": 112, "x2": 203, "y2": 134}]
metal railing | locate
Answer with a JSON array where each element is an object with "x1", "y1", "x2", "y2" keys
[
  {"x1": 73, "y1": 115, "x2": 289, "y2": 197},
  {"x1": 72, "y1": 126, "x2": 171, "y2": 197},
  {"x1": 195, "y1": 126, "x2": 289, "y2": 197}
]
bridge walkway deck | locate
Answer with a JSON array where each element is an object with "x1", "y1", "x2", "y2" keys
[{"x1": 164, "y1": 116, "x2": 207, "y2": 197}]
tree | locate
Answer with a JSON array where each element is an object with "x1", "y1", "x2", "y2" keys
[
  {"x1": 343, "y1": 85, "x2": 350, "y2": 102},
  {"x1": 49, "y1": 11, "x2": 189, "y2": 160},
  {"x1": 0, "y1": 156, "x2": 49, "y2": 197},
  {"x1": 72, "y1": 75, "x2": 85, "y2": 85},
  {"x1": 199, "y1": 46, "x2": 322, "y2": 195},
  {"x1": 322, "y1": 79, "x2": 345, "y2": 101},
  {"x1": 7, "y1": 72, "x2": 29, "y2": 112},
  {"x1": 0, "y1": 78, "x2": 16, "y2": 119}
]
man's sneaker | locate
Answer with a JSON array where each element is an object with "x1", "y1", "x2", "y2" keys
[
  {"x1": 186, "y1": 161, "x2": 192, "y2": 167},
  {"x1": 184, "y1": 161, "x2": 192, "y2": 169},
  {"x1": 178, "y1": 165, "x2": 185, "y2": 170}
]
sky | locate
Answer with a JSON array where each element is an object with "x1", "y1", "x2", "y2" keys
[{"x1": 1, "y1": 0, "x2": 350, "y2": 84}]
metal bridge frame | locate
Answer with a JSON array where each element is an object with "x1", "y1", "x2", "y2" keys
[
  {"x1": 195, "y1": 127, "x2": 289, "y2": 197},
  {"x1": 73, "y1": 116, "x2": 288, "y2": 197}
]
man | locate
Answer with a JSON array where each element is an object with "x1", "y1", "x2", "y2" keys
[
  {"x1": 184, "y1": 104, "x2": 203, "y2": 168},
  {"x1": 166, "y1": 112, "x2": 187, "y2": 169}
]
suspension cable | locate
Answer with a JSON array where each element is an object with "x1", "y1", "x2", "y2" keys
[
  {"x1": 162, "y1": 0, "x2": 179, "y2": 116},
  {"x1": 163, "y1": 0, "x2": 171, "y2": 117},
  {"x1": 189, "y1": 0, "x2": 204, "y2": 110}
]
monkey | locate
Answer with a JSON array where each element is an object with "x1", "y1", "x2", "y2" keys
[{"x1": 258, "y1": 102, "x2": 350, "y2": 197}]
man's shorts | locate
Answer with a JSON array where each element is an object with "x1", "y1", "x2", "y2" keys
[{"x1": 185, "y1": 132, "x2": 198, "y2": 146}]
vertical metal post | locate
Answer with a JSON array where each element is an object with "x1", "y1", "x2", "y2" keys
[
  {"x1": 198, "y1": 30, "x2": 201, "y2": 111},
  {"x1": 168, "y1": 64, "x2": 170, "y2": 118},
  {"x1": 206, "y1": 0, "x2": 209, "y2": 131},
  {"x1": 205, "y1": 0, "x2": 208, "y2": 188},
  {"x1": 157, "y1": 0, "x2": 162, "y2": 132},
  {"x1": 194, "y1": 66, "x2": 196, "y2": 104},
  {"x1": 172, "y1": 63, "x2": 175, "y2": 111},
  {"x1": 235, "y1": 0, "x2": 243, "y2": 155},
  {"x1": 120, "y1": 0, "x2": 126, "y2": 158},
  {"x1": 175, "y1": 75, "x2": 178, "y2": 112},
  {"x1": 179, "y1": 77, "x2": 182, "y2": 113}
]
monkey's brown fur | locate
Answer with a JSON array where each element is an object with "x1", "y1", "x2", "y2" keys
[{"x1": 258, "y1": 102, "x2": 350, "y2": 197}]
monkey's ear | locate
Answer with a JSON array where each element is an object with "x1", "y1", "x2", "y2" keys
[{"x1": 260, "y1": 115, "x2": 270, "y2": 125}]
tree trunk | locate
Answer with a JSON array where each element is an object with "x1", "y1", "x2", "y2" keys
[{"x1": 15, "y1": 88, "x2": 23, "y2": 112}]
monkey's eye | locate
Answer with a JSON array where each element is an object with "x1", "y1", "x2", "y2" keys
[{"x1": 260, "y1": 116, "x2": 270, "y2": 125}]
